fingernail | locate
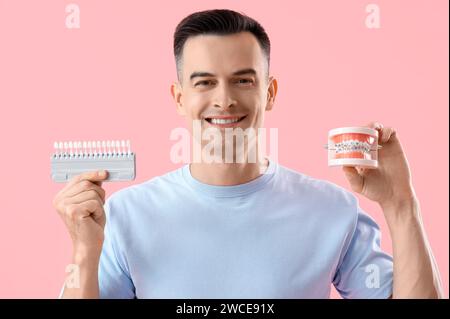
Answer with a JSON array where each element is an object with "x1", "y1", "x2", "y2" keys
[{"x1": 98, "y1": 170, "x2": 106, "y2": 177}]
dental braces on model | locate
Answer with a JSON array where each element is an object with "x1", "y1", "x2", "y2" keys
[
  {"x1": 325, "y1": 127, "x2": 381, "y2": 169},
  {"x1": 50, "y1": 140, "x2": 136, "y2": 182},
  {"x1": 324, "y1": 140, "x2": 382, "y2": 154}
]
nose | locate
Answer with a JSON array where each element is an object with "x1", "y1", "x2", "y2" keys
[{"x1": 212, "y1": 83, "x2": 237, "y2": 110}]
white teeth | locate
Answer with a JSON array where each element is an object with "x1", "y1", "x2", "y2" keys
[
  {"x1": 210, "y1": 117, "x2": 241, "y2": 124},
  {"x1": 52, "y1": 140, "x2": 132, "y2": 158},
  {"x1": 126, "y1": 140, "x2": 131, "y2": 155}
]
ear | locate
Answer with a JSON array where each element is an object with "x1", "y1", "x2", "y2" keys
[
  {"x1": 265, "y1": 76, "x2": 278, "y2": 111},
  {"x1": 170, "y1": 82, "x2": 186, "y2": 116}
]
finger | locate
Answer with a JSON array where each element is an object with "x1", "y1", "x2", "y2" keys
[
  {"x1": 59, "y1": 170, "x2": 108, "y2": 197},
  {"x1": 66, "y1": 203, "x2": 92, "y2": 220},
  {"x1": 67, "y1": 200, "x2": 104, "y2": 222},
  {"x1": 342, "y1": 166, "x2": 364, "y2": 193},
  {"x1": 65, "y1": 189, "x2": 104, "y2": 206},
  {"x1": 66, "y1": 170, "x2": 109, "y2": 189},
  {"x1": 365, "y1": 122, "x2": 397, "y2": 145},
  {"x1": 83, "y1": 199, "x2": 105, "y2": 221},
  {"x1": 92, "y1": 181, "x2": 103, "y2": 187},
  {"x1": 63, "y1": 180, "x2": 106, "y2": 202},
  {"x1": 367, "y1": 121, "x2": 383, "y2": 130},
  {"x1": 366, "y1": 122, "x2": 383, "y2": 141},
  {"x1": 379, "y1": 127, "x2": 396, "y2": 144}
]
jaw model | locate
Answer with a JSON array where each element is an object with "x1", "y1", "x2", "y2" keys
[{"x1": 327, "y1": 127, "x2": 379, "y2": 169}]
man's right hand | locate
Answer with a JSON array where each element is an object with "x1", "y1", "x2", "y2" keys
[{"x1": 53, "y1": 170, "x2": 109, "y2": 256}]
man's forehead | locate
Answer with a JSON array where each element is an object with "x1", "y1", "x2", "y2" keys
[{"x1": 181, "y1": 32, "x2": 266, "y2": 76}]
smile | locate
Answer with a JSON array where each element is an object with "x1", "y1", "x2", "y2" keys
[{"x1": 204, "y1": 115, "x2": 247, "y2": 127}]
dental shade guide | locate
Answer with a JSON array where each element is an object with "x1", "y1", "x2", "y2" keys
[{"x1": 50, "y1": 140, "x2": 136, "y2": 182}]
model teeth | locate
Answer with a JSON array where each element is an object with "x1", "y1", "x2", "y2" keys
[
  {"x1": 52, "y1": 140, "x2": 132, "y2": 158},
  {"x1": 335, "y1": 140, "x2": 371, "y2": 154}
]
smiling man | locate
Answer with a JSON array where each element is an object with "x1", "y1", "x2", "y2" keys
[{"x1": 54, "y1": 9, "x2": 443, "y2": 299}]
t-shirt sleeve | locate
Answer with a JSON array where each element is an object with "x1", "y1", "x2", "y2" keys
[
  {"x1": 332, "y1": 206, "x2": 393, "y2": 299},
  {"x1": 98, "y1": 198, "x2": 136, "y2": 299}
]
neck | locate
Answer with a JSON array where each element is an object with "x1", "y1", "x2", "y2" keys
[{"x1": 190, "y1": 158, "x2": 269, "y2": 186}]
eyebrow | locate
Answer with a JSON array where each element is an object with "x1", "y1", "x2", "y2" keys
[{"x1": 189, "y1": 68, "x2": 257, "y2": 81}]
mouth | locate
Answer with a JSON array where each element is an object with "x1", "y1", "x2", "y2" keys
[{"x1": 204, "y1": 115, "x2": 248, "y2": 128}]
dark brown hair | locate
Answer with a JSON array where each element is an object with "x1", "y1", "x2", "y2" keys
[{"x1": 173, "y1": 9, "x2": 271, "y2": 80}]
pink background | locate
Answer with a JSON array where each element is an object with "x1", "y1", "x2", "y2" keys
[{"x1": 0, "y1": 0, "x2": 448, "y2": 298}]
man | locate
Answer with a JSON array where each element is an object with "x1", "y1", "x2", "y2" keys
[{"x1": 54, "y1": 9, "x2": 443, "y2": 298}]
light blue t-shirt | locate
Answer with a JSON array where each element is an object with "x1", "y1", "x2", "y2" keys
[{"x1": 98, "y1": 160, "x2": 393, "y2": 299}]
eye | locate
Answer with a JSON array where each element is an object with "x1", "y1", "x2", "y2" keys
[
  {"x1": 195, "y1": 80, "x2": 215, "y2": 87},
  {"x1": 235, "y1": 78, "x2": 254, "y2": 85}
]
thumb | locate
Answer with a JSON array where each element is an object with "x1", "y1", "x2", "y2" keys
[{"x1": 342, "y1": 166, "x2": 364, "y2": 193}]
